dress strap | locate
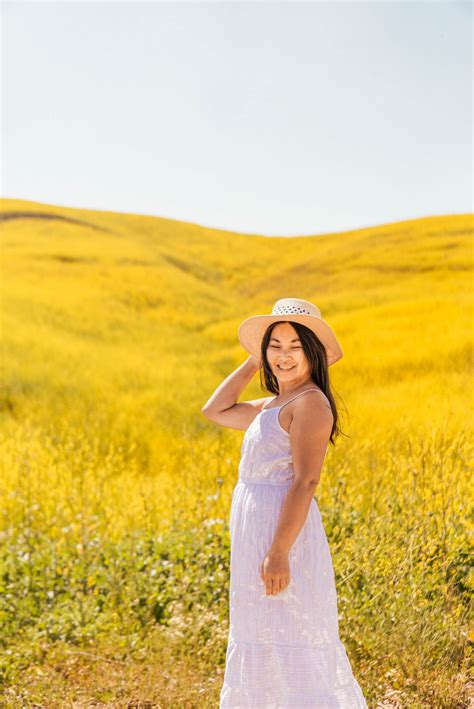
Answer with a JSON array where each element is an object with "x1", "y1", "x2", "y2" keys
[
  {"x1": 261, "y1": 396, "x2": 275, "y2": 411},
  {"x1": 279, "y1": 388, "x2": 322, "y2": 411}
]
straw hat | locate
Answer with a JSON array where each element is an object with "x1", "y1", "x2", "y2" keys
[{"x1": 237, "y1": 297, "x2": 343, "y2": 366}]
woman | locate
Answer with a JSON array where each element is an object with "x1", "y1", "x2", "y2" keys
[{"x1": 202, "y1": 298, "x2": 368, "y2": 708}]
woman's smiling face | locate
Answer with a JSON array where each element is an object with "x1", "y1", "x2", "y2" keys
[{"x1": 266, "y1": 322, "x2": 311, "y2": 383}]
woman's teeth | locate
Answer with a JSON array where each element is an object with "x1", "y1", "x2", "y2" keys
[{"x1": 278, "y1": 365, "x2": 295, "y2": 370}]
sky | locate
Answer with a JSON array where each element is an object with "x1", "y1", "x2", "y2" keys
[{"x1": 1, "y1": 1, "x2": 472, "y2": 237}]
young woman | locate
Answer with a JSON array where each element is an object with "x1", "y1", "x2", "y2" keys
[{"x1": 202, "y1": 298, "x2": 368, "y2": 708}]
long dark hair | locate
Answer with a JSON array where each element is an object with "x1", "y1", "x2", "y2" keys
[{"x1": 258, "y1": 320, "x2": 347, "y2": 445}]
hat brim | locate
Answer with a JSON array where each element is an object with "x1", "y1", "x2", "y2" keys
[{"x1": 237, "y1": 313, "x2": 343, "y2": 366}]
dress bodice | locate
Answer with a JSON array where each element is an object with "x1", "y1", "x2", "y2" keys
[{"x1": 237, "y1": 388, "x2": 322, "y2": 486}]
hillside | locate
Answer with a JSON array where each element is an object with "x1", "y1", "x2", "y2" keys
[
  {"x1": 1, "y1": 198, "x2": 472, "y2": 438},
  {"x1": 0, "y1": 198, "x2": 472, "y2": 706}
]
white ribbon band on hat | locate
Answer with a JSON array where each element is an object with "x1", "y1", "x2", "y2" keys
[{"x1": 272, "y1": 304, "x2": 319, "y2": 316}]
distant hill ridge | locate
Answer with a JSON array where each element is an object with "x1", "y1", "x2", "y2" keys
[{"x1": 1, "y1": 196, "x2": 472, "y2": 241}]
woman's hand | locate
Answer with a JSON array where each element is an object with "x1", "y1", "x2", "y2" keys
[{"x1": 260, "y1": 551, "x2": 290, "y2": 596}]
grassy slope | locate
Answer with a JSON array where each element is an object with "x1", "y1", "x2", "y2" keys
[{"x1": 0, "y1": 198, "x2": 472, "y2": 706}]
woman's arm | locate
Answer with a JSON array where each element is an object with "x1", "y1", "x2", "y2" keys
[
  {"x1": 261, "y1": 394, "x2": 334, "y2": 595},
  {"x1": 269, "y1": 394, "x2": 333, "y2": 555},
  {"x1": 201, "y1": 354, "x2": 261, "y2": 413}
]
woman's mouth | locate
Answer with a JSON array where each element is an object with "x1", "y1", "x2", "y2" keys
[{"x1": 277, "y1": 364, "x2": 295, "y2": 371}]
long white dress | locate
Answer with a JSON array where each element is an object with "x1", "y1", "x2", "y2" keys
[{"x1": 219, "y1": 388, "x2": 368, "y2": 708}]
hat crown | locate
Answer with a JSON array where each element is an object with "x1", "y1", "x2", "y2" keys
[{"x1": 272, "y1": 298, "x2": 321, "y2": 318}]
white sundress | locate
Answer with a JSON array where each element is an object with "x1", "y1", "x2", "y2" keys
[{"x1": 219, "y1": 388, "x2": 368, "y2": 708}]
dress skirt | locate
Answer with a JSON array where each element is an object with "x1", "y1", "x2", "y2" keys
[{"x1": 219, "y1": 478, "x2": 368, "y2": 709}]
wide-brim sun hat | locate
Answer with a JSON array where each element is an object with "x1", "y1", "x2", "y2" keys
[{"x1": 237, "y1": 297, "x2": 343, "y2": 366}]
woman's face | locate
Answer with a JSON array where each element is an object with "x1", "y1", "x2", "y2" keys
[{"x1": 265, "y1": 322, "x2": 310, "y2": 383}]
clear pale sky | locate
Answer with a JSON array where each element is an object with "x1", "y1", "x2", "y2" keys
[{"x1": 2, "y1": 1, "x2": 472, "y2": 236}]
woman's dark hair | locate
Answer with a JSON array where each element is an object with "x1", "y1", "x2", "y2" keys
[{"x1": 258, "y1": 320, "x2": 347, "y2": 445}]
